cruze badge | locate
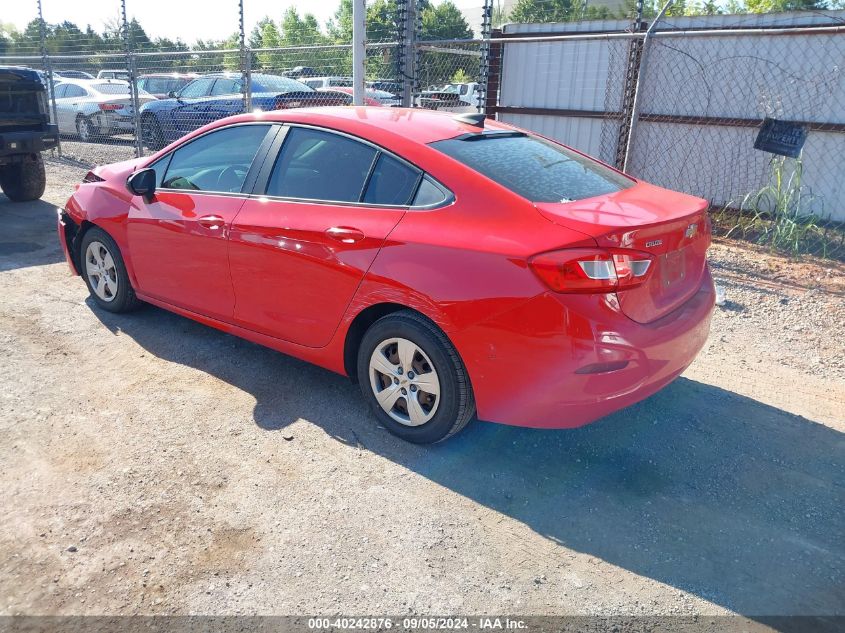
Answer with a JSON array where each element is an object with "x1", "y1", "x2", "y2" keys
[
  {"x1": 646, "y1": 239, "x2": 662, "y2": 248},
  {"x1": 685, "y1": 223, "x2": 698, "y2": 238}
]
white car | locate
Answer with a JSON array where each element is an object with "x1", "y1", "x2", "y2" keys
[
  {"x1": 301, "y1": 76, "x2": 353, "y2": 90},
  {"x1": 52, "y1": 79, "x2": 155, "y2": 141},
  {"x1": 97, "y1": 69, "x2": 130, "y2": 81}
]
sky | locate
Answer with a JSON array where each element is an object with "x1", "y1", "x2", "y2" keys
[{"x1": 4, "y1": 0, "x2": 490, "y2": 42}]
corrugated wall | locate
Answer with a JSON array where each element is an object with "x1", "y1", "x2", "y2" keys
[{"x1": 496, "y1": 11, "x2": 845, "y2": 221}]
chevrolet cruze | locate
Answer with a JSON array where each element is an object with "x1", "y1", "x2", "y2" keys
[{"x1": 58, "y1": 107, "x2": 714, "y2": 443}]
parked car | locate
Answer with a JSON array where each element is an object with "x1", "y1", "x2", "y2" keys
[
  {"x1": 441, "y1": 82, "x2": 481, "y2": 107},
  {"x1": 138, "y1": 73, "x2": 347, "y2": 149},
  {"x1": 58, "y1": 107, "x2": 715, "y2": 444},
  {"x1": 54, "y1": 70, "x2": 95, "y2": 80},
  {"x1": 415, "y1": 85, "x2": 465, "y2": 110},
  {"x1": 281, "y1": 66, "x2": 317, "y2": 79},
  {"x1": 53, "y1": 79, "x2": 156, "y2": 141},
  {"x1": 367, "y1": 80, "x2": 402, "y2": 96},
  {"x1": 301, "y1": 76, "x2": 353, "y2": 90},
  {"x1": 316, "y1": 86, "x2": 399, "y2": 107},
  {"x1": 97, "y1": 70, "x2": 130, "y2": 81},
  {"x1": 137, "y1": 73, "x2": 198, "y2": 99},
  {"x1": 0, "y1": 66, "x2": 58, "y2": 201}
]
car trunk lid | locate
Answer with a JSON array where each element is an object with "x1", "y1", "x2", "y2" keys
[{"x1": 535, "y1": 182, "x2": 711, "y2": 323}]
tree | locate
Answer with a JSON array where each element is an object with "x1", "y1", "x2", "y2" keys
[
  {"x1": 421, "y1": 1, "x2": 473, "y2": 40},
  {"x1": 510, "y1": 0, "x2": 611, "y2": 23}
]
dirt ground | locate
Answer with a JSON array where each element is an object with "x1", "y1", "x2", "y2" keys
[{"x1": 0, "y1": 156, "x2": 842, "y2": 623}]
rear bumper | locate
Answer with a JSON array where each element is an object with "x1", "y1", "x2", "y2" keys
[
  {"x1": 456, "y1": 266, "x2": 715, "y2": 429},
  {"x1": 0, "y1": 126, "x2": 59, "y2": 159}
]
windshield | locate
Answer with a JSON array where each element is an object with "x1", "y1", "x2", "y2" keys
[{"x1": 430, "y1": 133, "x2": 634, "y2": 203}]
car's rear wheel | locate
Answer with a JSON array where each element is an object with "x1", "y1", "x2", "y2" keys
[
  {"x1": 141, "y1": 115, "x2": 164, "y2": 150},
  {"x1": 76, "y1": 115, "x2": 96, "y2": 142},
  {"x1": 0, "y1": 153, "x2": 46, "y2": 202},
  {"x1": 357, "y1": 310, "x2": 475, "y2": 443},
  {"x1": 80, "y1": 227, "x2": 141, "y2": 313}
]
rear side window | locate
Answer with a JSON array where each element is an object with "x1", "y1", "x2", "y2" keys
[
  {"x1": 266, "y1": 127, "x2": 377, "y2": 203},
  {"x1": 160, "y1": 124, "x2": 271, "y2": 192},
  {"x1": 430, "y1": 133, "x2": 633, "y2": 203},
  {"x1": 363, "y1": 154, "x2": 420, "y2": 206}
]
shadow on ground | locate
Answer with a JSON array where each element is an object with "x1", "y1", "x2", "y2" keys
[
  {"x1": 90, "y1": 302, "x2": 845, "y2": 623},
  {"x1": 0, "y1": 197, "x2": 63, "y2": 271}
]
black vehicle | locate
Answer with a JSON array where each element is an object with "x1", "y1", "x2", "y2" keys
[{"x1": 0, "y1": 66, "x2": 58, "y2": 202}]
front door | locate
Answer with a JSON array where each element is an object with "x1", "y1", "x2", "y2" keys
[
  {"x1": 126, "y1": 123, "x2": 277, "y2": 321},
  {"x1": 228, "y1": 125, "x2": 421, "y2": 348}
]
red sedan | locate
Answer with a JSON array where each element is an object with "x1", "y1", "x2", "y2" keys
[{"x1": 58, "y1": 107, "x2": 714, "y2": 443}]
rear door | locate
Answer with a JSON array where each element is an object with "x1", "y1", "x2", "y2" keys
[
  {"x1": 229, "y1": 125, "x2": 419, "y2": 347},
  {"x1": 126, "y1": 123, "x2": 278, "y2": 320}
]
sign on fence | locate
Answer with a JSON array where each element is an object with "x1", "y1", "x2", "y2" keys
[{"x1": 754, "y1": 118, "x2": 808, "y2": 159}]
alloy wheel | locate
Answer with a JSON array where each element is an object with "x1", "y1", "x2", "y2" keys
[
  {"x1": 84, "y1": 240, "x2": 118, "y2": 302},
  {"x1": 369, "y1": 337, "x2": 440, "y2": 426}
]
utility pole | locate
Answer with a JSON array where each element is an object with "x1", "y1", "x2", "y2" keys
[{"x1": 352, "y1": 0, "x2": 366, "y2": 105}]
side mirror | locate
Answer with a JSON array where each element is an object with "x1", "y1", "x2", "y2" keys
[
  {"x1": 167, "y1": 90, "x2": 177, "y2": 98},
  {"x1": 127, "y1": 168, "x2": 156, "y2": 201}
]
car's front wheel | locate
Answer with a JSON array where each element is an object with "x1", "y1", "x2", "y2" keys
[
  {"x1": 79, "y1": 227, "x2": 141, "y2": 313},
  {"x1": 357, "y1": 310, "x2": 475, "y2": 443}
]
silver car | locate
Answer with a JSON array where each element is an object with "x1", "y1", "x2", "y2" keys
[{"x1": 52, "y1": 79, "x2": 155, "y2": 141}]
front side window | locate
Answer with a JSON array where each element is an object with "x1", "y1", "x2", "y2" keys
[
  {"x1": 160, "y1": 124, "x2": 272, "y2": 193},
  {"x1": 178, "y1": 78, "x2": 215, "y2": 99},
  {"x1": 266, "y1": 127, "x2": 377, "y2": 203},
  {"x1": 211, "y1": 79, "x2": 240, "y2": 96},
  {"x1": 430, "y1": 133, "x2": 633, "y2": 203}
]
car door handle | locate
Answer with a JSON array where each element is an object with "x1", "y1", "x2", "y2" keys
[
  {"x1": 198, "y1": 215, "x2": 225, "y2": 230},
  {"x1": 325, "y1": 226, "x2": 365, "y2": 243}
]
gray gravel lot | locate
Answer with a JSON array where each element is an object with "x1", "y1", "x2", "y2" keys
[{"x1": 0, "y1": 155, "x2": 843, "y2": 623}]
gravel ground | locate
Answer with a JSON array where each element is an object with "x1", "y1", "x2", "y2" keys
[{"x1": 0, "y1": 157, "x2": 842, "y2": 623}]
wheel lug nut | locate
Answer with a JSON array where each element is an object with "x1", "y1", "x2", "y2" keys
[
  {"x1": 400, "y1": 388, "x2": 407, "y2": 395},
  {"x1": 397, "y1": 368, "x2": 403, "y2": 375},
  {"x1": 407, "y1": 371, "x2": 415, "y2": 379},
  {"x1": 410, "y1": 385, "x2": 417, "y2": 392},
  {"x1": 393, "y1": 377, "x2": 399, "y2": 385}
]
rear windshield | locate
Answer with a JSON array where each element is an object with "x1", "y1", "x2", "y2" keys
[
  {"x1": 252, "y1": 75, "x2": 312, "y2": 93},
  {"x1": 430, "y1": 133, "x2": 633, "y2": 203},
  {"x1": 94, "y1": 83, "x2": 130, "y2": 94}
]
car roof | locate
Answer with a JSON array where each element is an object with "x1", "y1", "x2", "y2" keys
[
  {"x1": 57, "y1": 78, "x2": 129, "y2": 86},
  {"x1": 246, "y1": 106, "x2": 515, "y2": 145}
]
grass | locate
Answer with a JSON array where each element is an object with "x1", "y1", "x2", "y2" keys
[{"x1": 712, "y1": 156, "x2": 845, "y2": 261}]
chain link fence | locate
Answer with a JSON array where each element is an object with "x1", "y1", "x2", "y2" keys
[
  {"x1": 492, "y1": 11, "x2": 845, "y2": 260},
  {"x1": 0, "y1": 0, "x2": 491, "y2": 164}
]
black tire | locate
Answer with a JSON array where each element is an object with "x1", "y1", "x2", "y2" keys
[
  {"x1": 141, "y1": 115, "x2": 164, "y2": 150},
  {"x1": 76, "y1": 115, "x2": 96, "y2": 142},
  {"x1": 0, "y1": 153, "x2": 46, "y2": 202},
  {"x1": 79, "y1": 227, "x2": 142, "y2": 313},
  {"x1": 357, "y1": 310, "x2": 475, "y2": 444}
]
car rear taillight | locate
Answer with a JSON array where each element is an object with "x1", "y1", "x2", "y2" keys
[
  {"x1": 99, "y1": 103, "x2": 124, "y2": 111},
  {"x1": 82, "y1": 171, "x2": 104, "y2": 183},
  {"x1": 529, "y1": 248, "x2": 655, "y2": 294}
]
